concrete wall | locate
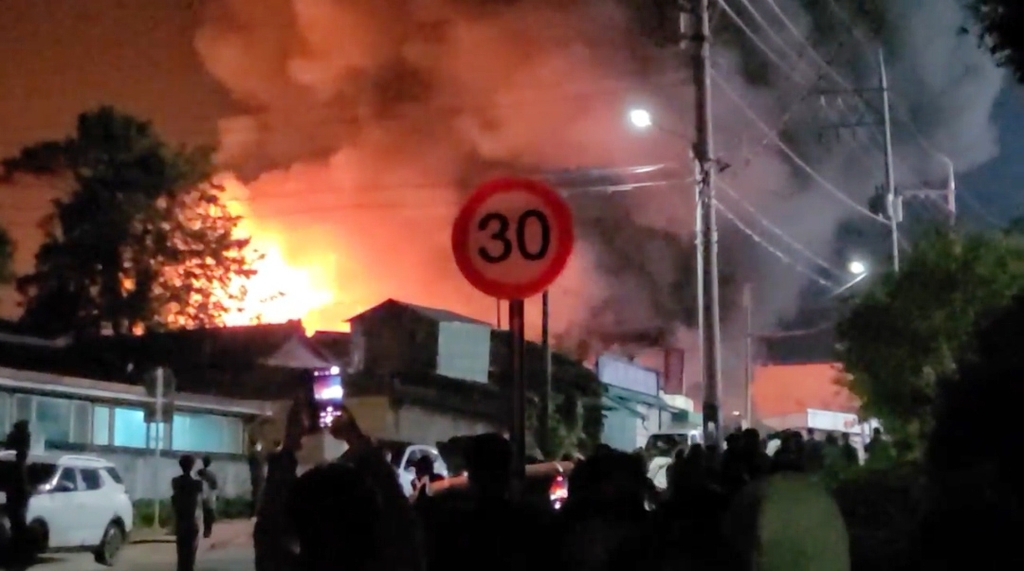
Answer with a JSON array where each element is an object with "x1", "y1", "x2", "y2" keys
[
  {"x1": 345, "y1": 396, "x2": 496, "y2": 446},
  {"x1": 48, "y1": 446, "x2": 255, "y2": 501}
]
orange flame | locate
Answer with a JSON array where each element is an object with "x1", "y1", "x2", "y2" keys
[{"x1": 214, "y1": 174, "x2": 344, "y2": 334}]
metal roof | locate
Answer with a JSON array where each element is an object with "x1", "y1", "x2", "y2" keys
[
  {"x1": 348, "y1": 299, "x2": 491, "y2": 327},
  {"x1": 0, "y1": 366, "x2": 273, "y2": 416}
]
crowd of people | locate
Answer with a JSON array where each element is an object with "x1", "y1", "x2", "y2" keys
[{"x1": 240, "y1": 397, "x2": 895, "y2": 571}]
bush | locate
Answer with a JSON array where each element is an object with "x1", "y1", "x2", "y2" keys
[
  {"x1": 132, "y1": 496, "x2": 253, "y2": 529},
  {"x1": 831, "y1": 464, "x2": 924, "y2": 571}
]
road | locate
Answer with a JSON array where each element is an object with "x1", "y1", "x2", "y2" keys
[{"x1": 35, "y1": 544, "x2": 252, "y2": 571}]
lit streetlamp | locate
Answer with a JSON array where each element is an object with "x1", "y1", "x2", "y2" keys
[{"x1": 628, "y1": 108, "x2": 653, "y2": 129}]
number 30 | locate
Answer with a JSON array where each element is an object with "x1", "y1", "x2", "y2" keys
[{"x1": 477, "y1": 210, "x2": 551, "y2": 264}]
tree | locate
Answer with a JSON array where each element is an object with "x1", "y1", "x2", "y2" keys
[
  {"x1": 968, "y1": 1, "x2": 1024, "y2": 83},
  {"x1": 835, "y1": 226, "x2": 1024, "y2": 449},
  {"x1": 2, "y1": 107, "x2": 254, "y2": 336},
  {"x1": 0, "y1": 225, "x2": 14, "y2": 285}
]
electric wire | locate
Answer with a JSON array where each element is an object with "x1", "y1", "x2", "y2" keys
[
  {"x1": 716, "y1": 179, "x2": 844, "y2": 275},
  {"x1": 709, "y1": 67, "x2": 887, "y2": 223},
  {"x1": 714, "y1": 199, "x2": 837, "y2": 288}
]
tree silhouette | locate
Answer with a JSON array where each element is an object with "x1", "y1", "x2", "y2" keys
[
  {"x1": 2, "y1": 107, "x2": 255, "y2": 336},
  {"x1": 969, "y1": 1, "x2": 1024, "y2": 83}
]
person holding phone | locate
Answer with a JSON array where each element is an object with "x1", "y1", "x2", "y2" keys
[{"x1": 253, "y1": 390, "x2": 312, "y2": 571}]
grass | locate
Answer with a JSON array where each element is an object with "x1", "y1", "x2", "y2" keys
[{"x1": 133, "y1": 496, "x2": 252, "y2": 529}]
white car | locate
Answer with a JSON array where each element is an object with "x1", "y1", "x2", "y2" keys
[
  {"x1": 0, "y1": 451, "x2": 133, "y2": 566},
  {"x1": 389, "y1": 444, "x2": 448, "y2": 496}
]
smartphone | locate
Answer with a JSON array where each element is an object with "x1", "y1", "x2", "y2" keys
[{"x1": 311, "y1": 367, "x2": 344, "y2": 428}]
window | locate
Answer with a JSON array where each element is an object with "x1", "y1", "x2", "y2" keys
[
  {"x1": 54, "y1": 468, "x2": 78, "y2": 492},
  {"x1": 172, "y1": 413, "x2": 243, "y2": 454},
  {"x1": 13, "y1": 394, "x2": 31, "y2": 422},
  {"x1": 70, "y1": 401, "x2": 91, "y2": 444},
  {"x1": 93, "y1": 406, "x2": 110, "y2": 446},
  {"x1": 0, "y1": 392, "x2": 9, "y2": 434},
  {"x1": 80, "y1": 469, "x2": 103, "y2": 490},
  {"x1": 34, "y1": 397, "x2": 72, "y2": 446},
  {"x1": 147, "y1": 423, "x2": 168, "y2": 449},
  {"x1": 113, "y1": 407, "x2": 146, "y2": 448},
  {"x1": 104, "y1": 467, "x2": 124, "y2": 485}
]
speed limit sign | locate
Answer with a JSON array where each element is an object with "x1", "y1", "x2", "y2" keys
[{"x1": 451, "y1": 177, "x2": 574, "y2": 300}]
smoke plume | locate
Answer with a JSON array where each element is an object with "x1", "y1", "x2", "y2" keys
[{"x1": 194, "y1": 0, "x2": 1004, "y2": 407}]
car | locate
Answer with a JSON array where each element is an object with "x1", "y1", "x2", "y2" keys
[
  {"x1": 426, "y1": 461, "x2": 573, "y2": 510},
  {"x1": 379, "y1": 442, "x2": 450, "y2": 497},
  {"x1": 0, "y1": 451, "x2": 133, "y2": 566}
]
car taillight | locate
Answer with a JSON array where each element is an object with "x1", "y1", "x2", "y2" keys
[{"x1": 549, "y1": 474, "x2": 568, "y2": 510}]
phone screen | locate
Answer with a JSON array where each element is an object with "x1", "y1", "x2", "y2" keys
[{"x1": 311, "y1": 367, "x2": 344, "y2": 428}]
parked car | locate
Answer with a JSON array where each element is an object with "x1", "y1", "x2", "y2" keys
[
  {"x1": 379, "y1": 442, "x2": 449, "y2": 496},
  {"x1": 0, "y1": 451, "x2": 133, "y2": 566},
  {"x1": 426, "y1": 461, "x2": 573, "y2": 510}
]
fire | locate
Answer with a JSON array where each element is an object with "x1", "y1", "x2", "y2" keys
[{"x1": 215, "y1": 174, "x2": 340, "y2": 334}]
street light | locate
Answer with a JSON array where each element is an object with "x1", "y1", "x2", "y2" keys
[
  {"x1": 847, "y1": 260, "x2": 867, "y2": 276},
  {"x1": 628, "y1": 108, "x2": 653, "y2": 129}
]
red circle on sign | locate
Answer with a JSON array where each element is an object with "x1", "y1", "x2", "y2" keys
[{"x1": 451, "y1": 177, "x2": 575, "y2": 300}]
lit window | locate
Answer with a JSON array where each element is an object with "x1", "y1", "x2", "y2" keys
[
  {"x1": 93, "y1": 407, "x2": 110, "y2": 446},
  {"x1": 113, "y1": 407, "x2": 147, "y2": 448},
  {"x1": 34, "y1": 397, "x2": 72, "y2": 446},
  {"x1": 0, "y1": 392, "x2": 9, "y2": 434},
  {"x1": 172, "y1": 412, "x2": 243, "y2": 454}
]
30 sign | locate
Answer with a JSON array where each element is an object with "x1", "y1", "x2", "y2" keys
[{"x1": 451, "y1": 177, "x2": 574, "y2": 300}]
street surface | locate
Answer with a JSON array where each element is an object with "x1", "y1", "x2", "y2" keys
[
  {"x1": 35, "y1": 545, "x2": 252, "y2": 571},
  {"x1": 34, "y1": 520, "x2": 255, "y2": 571}
]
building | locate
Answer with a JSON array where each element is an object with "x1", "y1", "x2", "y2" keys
[
  {"x1": 349, "y1": 298, "x2": 492, "y2": 383},
  {"x1": 0, "y1": 365, "x2": 269, "y2": 500},
  {"x1": 596, "y1": 353, "x2": 699, "y2": 452},
  {"x1": 343, "y1": 299, "x2": 503, "y2": 445},
  {"x1": 751, "y1": 362, "x2": 877, "y2": 440}
]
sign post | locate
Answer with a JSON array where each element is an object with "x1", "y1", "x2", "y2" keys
[
  {"x1": 144, "y1": 366, "x2": 175, "y2": 528},
  {"x1": 451, "y1": 177, "x2": 574, "y2": 498},
  {"x1": 153, "y1": 367, "x2": 163, "y2": 529}
]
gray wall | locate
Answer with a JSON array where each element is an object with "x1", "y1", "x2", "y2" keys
[{"x1": 59, "y1": 447, "x2": 254, "y2": 501}]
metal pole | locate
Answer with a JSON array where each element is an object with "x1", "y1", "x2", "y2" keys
[
  {"x1": 539, "y1": 290, "x2": 551, "y2": 459},
  {"x1": 496, "y1": 299, "x2": 502, "y2": 329},
  {"x1": 693, "y1": 0, "x2": 722, "y2": 447},
  {"x1": 743, "y1": 284, "x2": 753, "y2": 425},
  {"x1": 153, "y1": 367, "x2": 163, "y2": 528},
  {"x1": 508, "y1": 299, "x2": 526, "y2": 499},
  {"x1": 880, "y1": 49, "x2": 899, "y2": 272}
]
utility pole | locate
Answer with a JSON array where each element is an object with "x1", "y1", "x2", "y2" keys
[
  {"x1": 900, "y1": 155, "x2": 957, "y2": 226},
  {"x1": 689, "y1": 0, "x2": 722, "y2": 447},
  {"x1": 818, "y1": 50, "x2": 902, "y2": 273},
  {"x1": 879, "y1": 49, "x2": 899, "y2": 272},
  {"x1": 539, "y1": 290, "x2": 552, "y2": 459},
  {"x1": 743, "y1": 284, "x2": 753, "y2": 426}
]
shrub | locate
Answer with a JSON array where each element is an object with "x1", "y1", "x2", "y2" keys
[{"x1": 132, "y1": 496, "x2": 253, "y2": 530}]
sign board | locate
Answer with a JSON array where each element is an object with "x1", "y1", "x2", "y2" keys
[
  {"x1": 806, "y1": 408, "x2": 860, "y2": 433},
  {"x1": 451, "y1": 177, "x2": 575, "y2": 300},
  {"x1": 596, "y1": 354, "x2": 659, "y2": 396},
  {"x1": 143, "y1": 367, "x2": 175, "y2": 423}
]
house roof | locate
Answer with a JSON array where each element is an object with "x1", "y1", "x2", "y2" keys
[
  {"x1": 0, "y1": 322, "x2": 309, "y2": 399},
  {"x1": 348, "y1": 299, "x2": 490, "y2": 327},
  {"x1": 751, "y1": 362, "x2": 859, "y2": 418},
  {"x1": 261, "y1": 335, "x2": 338, "y2": 369}
]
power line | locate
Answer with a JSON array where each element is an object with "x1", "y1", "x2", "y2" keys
[
  {"x1": 819, "y1": 0, "x2": 943, "y2": 159},
  {"x1": 716, "y1": 179, "x2": 844, "y2": 275},
  {"x1": 714, "y1": 0, "x2": 886, "y2": 165},
  {"x1": 714, "y1": 199, "x2": 837, "y2": 288},
  {"x1": 709, "y1": 67, "x2": 886, "y2": 224},
  {"x1": 1, "y1": 177, "x2": 697, "y2": 218}
]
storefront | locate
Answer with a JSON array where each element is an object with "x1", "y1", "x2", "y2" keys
[{"x1": 596, "y1": 354, "x2": 698, "y2": 452}]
